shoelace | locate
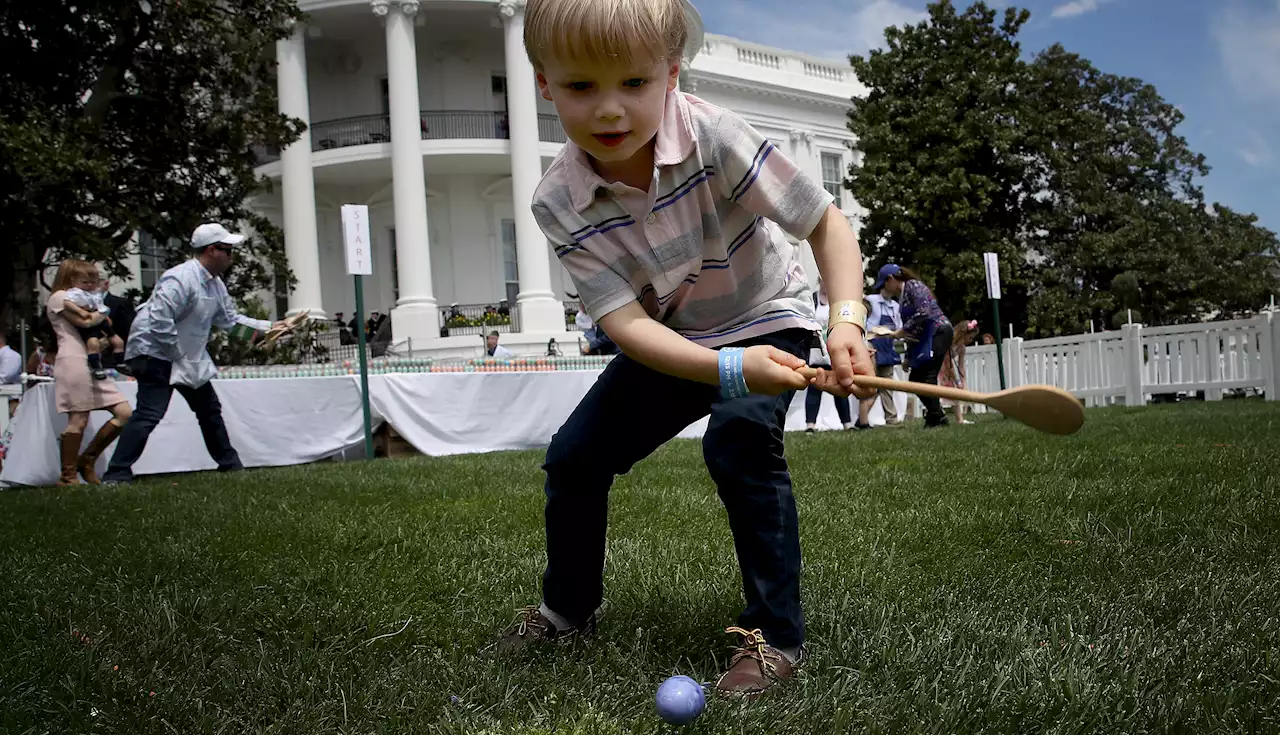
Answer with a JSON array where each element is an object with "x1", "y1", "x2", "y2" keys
[
  {"x1": 515, "y1": 605, "x2": 547, "y2": 638},
  {"x1": 725, "y1": 626, "x2": 782, "y2": 676}
]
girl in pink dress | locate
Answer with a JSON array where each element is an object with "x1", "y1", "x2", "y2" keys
[
  {"x1": 46, "y1": 260, "x2": 134, "y2": 485},
  {"x1": 940, "y1": 319, "x2": 978, "y2": 425}
]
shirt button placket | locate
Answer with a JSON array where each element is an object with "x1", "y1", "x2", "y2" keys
[{"x1": 645, "y1": 210, "x2": 663, "y2": 254}]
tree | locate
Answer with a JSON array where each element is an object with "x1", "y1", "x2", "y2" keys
[
  {"x1": 0, "y1": 0, "x2": 304, "y2": 330},
  {"x1": 1021, "y1": 45, "x2": 1208, "y2": 333},
  {"x1": 846, "y1": 1, "x2": 1036, "y2": 326},
  {"x1": 1021, "y1": 46, "x2": 1278, "y2": 331},
  {"x1": 1166, "y1": 204, "x2": 1280, "y2": 322},
  {"x1": 846, "y1": 1, "x2": 1280, "y2": 335}
]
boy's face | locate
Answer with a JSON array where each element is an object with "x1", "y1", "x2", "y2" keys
[{"x1": 537, "y1": 54, "x2": 680, "y2": 175}]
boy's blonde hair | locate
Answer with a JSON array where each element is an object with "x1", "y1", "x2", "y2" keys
[{"x1": 523, "y1": 0, "x2": 688, "y2": 70}]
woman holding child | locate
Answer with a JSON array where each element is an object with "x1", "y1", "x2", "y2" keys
[{"x1": 46, "y1": 259, "x2": 133, "y2": 485}]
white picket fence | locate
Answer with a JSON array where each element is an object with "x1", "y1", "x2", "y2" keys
[
  {"x1": 4, "y1": 314, "x2": 1275, "y2": 436},
  {"x1": 955, "y1": 312, "x2": 1280, "y2": 411}
]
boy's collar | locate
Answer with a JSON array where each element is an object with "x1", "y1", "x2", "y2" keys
[
  {"x1": 653, "y1": 88, "x2": 696, "y2": 166},
  {"x1": 564, "y1": 89, "x2": 696, "y2": 212}
]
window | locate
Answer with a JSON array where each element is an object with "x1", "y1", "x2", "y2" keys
[
  {"x1": 820, "y1": 151, "x2": 844, "y2": 208},
  {"x1": 380, "y1": 78, "x2": 390, "y2": 115},
  {"x1": 491, "y1": 75, "x2": 508, "y2": 110},
  {"x1": 491, "y1": 75, "x2": 510, "y2": 139},
  {"x1": 501, "y1": 219, "x2": 519, "y2": 304},
  {"x1": 137, "y1": 231, "x2": 174, "y2": 291},
  {"x1": 274, "y1": 271, "x2": 288, "y2": 320}
]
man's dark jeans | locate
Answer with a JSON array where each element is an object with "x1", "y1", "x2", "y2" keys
[{"x1": 102, "y1": 356, "x2": 243, "y2": 483}]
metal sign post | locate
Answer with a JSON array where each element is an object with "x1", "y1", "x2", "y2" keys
[
  {"x1": 342, "y1": 204, "x2": 375, "y2": 459},
  {"x1": 984, "y1": 252, "x2": 1006, "y2": 390}
]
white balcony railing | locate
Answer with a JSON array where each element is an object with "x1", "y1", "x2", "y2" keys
[
  {"x1": 695, "y1": 34, "x2": 863, "y2": 95},
  {"x1": 254, "y1": 110, "x2": 567, "y2": 164}
]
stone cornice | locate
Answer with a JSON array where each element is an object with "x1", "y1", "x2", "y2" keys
[
  {"x1": 688, "y1": 70, "x2": 855, "y2": 111},
  {"x1": 741, "y1": 113, "x2": 855, "y2": 146}
]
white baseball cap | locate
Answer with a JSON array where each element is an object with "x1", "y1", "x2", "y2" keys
[{"x1": 191, "y1": 223, "x2": 246, "y2": 249}]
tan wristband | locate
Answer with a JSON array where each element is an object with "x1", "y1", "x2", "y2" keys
[{"x1": 827, "y1": 300, "x2": 867, "y2": 340}]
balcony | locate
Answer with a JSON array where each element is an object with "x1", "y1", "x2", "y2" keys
[
  {"x1": 437, "y1": 301, "x2": 586, "y2": 338},
  {"x1": 255, "y1": 110, "x2": 568, "y2": 164}
]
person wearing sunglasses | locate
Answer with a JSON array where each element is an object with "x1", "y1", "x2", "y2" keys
[{"x1": 102, "y1": 223, "x2": 287, "y2": 484}]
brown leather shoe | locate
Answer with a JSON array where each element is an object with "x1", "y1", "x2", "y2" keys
[
  {"x1": 57, "y1": 432, "x2": 83, "y2": 486},
  {"x1": 494, "y1": 605, "x2": 597, "y2": 655},
  {"x1": 77, "y1": 421, "x2": 123, "y2": 485},
  {"x1": 713, "y1": 627, "x2": 806, "y2": 699}
]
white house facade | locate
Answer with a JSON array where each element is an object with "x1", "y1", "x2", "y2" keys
[{"x1": 118, "y1": 0, "x2": 867, "y2": 357}]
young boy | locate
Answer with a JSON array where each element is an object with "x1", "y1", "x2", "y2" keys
[
  {"x1": 62, "y1": 279, "x2": 125, "y2": 380},
  {"x1": 497, "y1": 0, "x2": 875, "y2": 697}
]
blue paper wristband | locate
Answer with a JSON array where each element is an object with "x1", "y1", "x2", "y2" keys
[{"x1": 719, "y1": 347, "x2": 749, "y2": 400}]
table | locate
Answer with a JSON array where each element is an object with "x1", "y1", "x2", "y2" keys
[{"x1": 1, "y1": 370, "x2": 906, "y2": 487}]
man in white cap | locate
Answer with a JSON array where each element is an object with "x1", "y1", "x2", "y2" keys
[{"x1": 103, "y1": 223, "x2": 285, "y2": 484}]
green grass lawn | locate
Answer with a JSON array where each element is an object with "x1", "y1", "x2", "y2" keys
[{"x1": 2, "y1": 401, "x2": 1280, "y2": 734}]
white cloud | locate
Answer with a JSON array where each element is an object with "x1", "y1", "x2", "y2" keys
[
  {"x1": 1050, "y1": 0, "x2": 1101, "y2": 19},
  {"x1": 701, "y1": 0, "x2": 928, "y2": 60},
  {"x1": 1213, "y1": 3, "x2": 1280, "y2": 103},
  {"x1": 1239, "y1": 148, "x2": 1267, "y2": 167},
  {"x1": 851, "y1": 0, "x2": 931, "y2": 56},
  {"x1": 1236, "y1": 132, "x2": 1274, "y2": 168}
]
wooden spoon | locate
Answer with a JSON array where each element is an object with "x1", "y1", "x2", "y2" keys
[
  {"x1": 263, "y1": 310, "x2": 310, "y2": 346},
  {"x1": 796, "y1": 368, "x2": 1085, "y2": 435}
]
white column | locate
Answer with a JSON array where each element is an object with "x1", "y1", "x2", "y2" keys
[
  {"x1": 374, "y1": 0, "x2": 438, "y2": 343},
  {"x1": 499, "y1": 0, "x2": 564, "y2": 333},
  {"x1": 790, "y1": 129, "x2": 821, "y2": 290},
  {"x1": 276, "y1": 24, "x2": 327, "y2": 319}
]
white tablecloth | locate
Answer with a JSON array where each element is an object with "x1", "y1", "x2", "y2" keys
[{"x1": 1, "y1": 370, "x2": 907, "y2": 487}]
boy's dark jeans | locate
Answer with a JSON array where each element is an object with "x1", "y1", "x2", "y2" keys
[
  {"x1": 541, "y1": 328, "x2": 811, "y2": 649},
  {"x1": 103, "y1": 356, "x2": 243, "y2": 483}
]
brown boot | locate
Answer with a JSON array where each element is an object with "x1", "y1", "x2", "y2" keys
[
  {"x1": 57, "y1": 432, "x2": 83, "y2": 486},
  {"x1": 77, "y1": 421, "x2": 123, "y2": 485},
  {"x1": 713, "y1": 627, "x2": 805, "y2": 699}
]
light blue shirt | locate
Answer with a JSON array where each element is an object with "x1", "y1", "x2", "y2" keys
[
  {"x1": 867, "y1": 294, "x2": 903, "y2": 367},
  {"x1": 65, "y1": 288, "x2": 109, "y2": 314},
  {"x1": 0, "y1": 345, "x2": 21, "y2": 385},
  {"x1": 126, "y1": 259, "x2": 272, "y2": 387},
  {"x1": 867, "y1": 294, "x2": 902, "y2": 330}
]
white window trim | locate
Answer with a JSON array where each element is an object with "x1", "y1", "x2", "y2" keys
[
  {"x1": 138, "y1": 232, "x2": 175, "y2": 291},
  {"x1": 498, "y1": 216, "x2": 519, "y2": 304},
  {"x1": 818, "y1": 149, "x2": 847, "y2": 210}
]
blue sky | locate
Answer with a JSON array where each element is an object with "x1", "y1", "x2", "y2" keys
[{"x1": 695, "y1": 0, "x2": 1280, "y2": 233}]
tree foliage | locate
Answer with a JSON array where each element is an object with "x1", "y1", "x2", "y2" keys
[
  {"x1": 0, "y1": 0, "x2": 304, "y2": 331},
  {"x1": 846, "y1": 0, "x2": 1280, "y2": 335},
  {"x1": 848, "y1": 1, "x2": 1035, "y2": 328}
]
